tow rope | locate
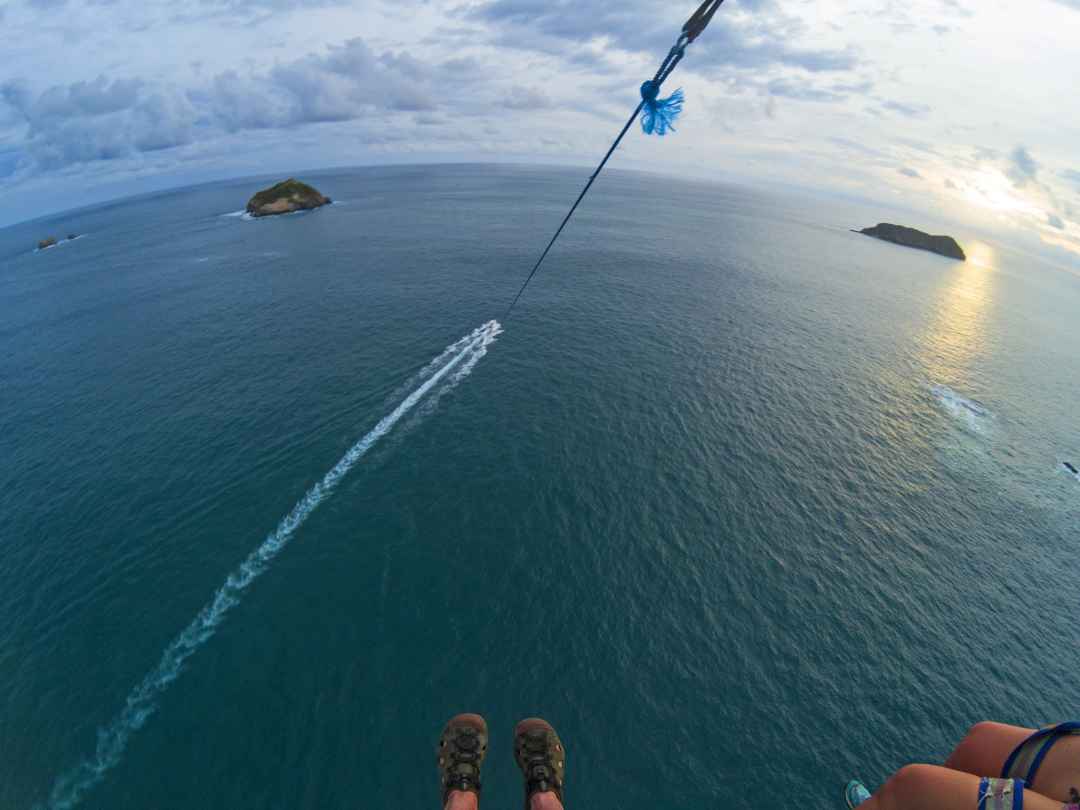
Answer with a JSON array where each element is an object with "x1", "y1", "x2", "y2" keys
[{"x1": 505, "y1": 0, "x2": 727, "y2": 316}]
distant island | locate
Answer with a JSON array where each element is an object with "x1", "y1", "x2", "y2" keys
[
  {"x1": 246, "y1": 179, "x2": 330, "y2": 218},
  {"x1": 36, "y1": 233, "x2": 80, "y2": 251},
  {"x1": 856, "y1": 223, "x2": 965, "y2": 261}
]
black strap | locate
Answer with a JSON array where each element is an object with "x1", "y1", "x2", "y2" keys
[{"x1": 683, "y1": 0, "x2": 725, "y2": 42}]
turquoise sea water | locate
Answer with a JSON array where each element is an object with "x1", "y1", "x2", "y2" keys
[{"x1": 2, "y1": 165, "x2": 1079, "y2": 810}]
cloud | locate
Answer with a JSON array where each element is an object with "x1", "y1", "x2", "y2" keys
[
  {"x1": 413, "y1": 113, "x2": 445, "y2": 126},
  {"x1": 464, "y1": 0, "x2": 859, "y2": 76},
  {"x1": 882, "y1": 99, "x2": 931, "y2": 117},
  {"x1": 0, "y1": 79, "x2": 31, "y2": 115},
  {"x1": 502, "y1": 85, "x2": 555, "y2": 110},
  {"x1": 194, "y1": 71, "x2": 292, "y2": 131},
  {"x1": 944, "y1": 178, "x2": 957, "y2": 189},
  {"x1": 1, "y1": 76, "x2": 195, "y2": 169},
  {"x1": 2, "y1": 38, "x2": 453, "y2": 172},
  {"x1": 941, "y1": 0, "x2": 974, "y2": 16},
  {"x1": 1062, "y1": 168, "x2": 1080, "y2": 190},
  {"x1": 0, "y1": 146, "x2": 23, "y2": 178},
  {"x1": 35, "y1": 0, "x2": 347, "y2": 13},
  {"x1": 1047, "y1": 212, "x2": 1066, "y2": 230},
  {"x1": 765, "y1": 77, "x2": 871, "y2": 104},
  {"x1": 827, "y1": 136, "x2": 889, "y2": 159},
  {"x1": 898, "y1": 166, "x2": 921, "y2": 178},
  {"x1": 199, "y1": 0, "x2": 345, "y2": 10},
  {"x1": 33, "y1": 76, "x2": 143, "y2": 120},
  {"x1": 1006, "y1": 145, "x2": 1038, "y2": 187},
  {"x1": 767, "y1": 78, "x2": 844, "y2": 103}
]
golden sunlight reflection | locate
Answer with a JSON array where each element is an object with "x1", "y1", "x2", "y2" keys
[
  {"x1": 964, "y1": 241, "x2": 996, "y2": 269},
  {"x1": 917, "y1": 251, "x2": 997, "y2": 386}
]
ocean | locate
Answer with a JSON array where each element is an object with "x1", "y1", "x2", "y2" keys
[{"x1": 1, "y1": 165, "x2": 1078, "y2": 810}]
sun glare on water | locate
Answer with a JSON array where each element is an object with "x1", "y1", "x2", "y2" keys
[{"x1": 965, "y1": 241, "x2": 996, "y2": 269}]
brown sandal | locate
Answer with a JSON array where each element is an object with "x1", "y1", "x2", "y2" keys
[
  {"x1": 513, "y1": 718, "x2": 566, "y2": 809},
  {"x1": 437, "y1": 714, "x2": 488, "y2": 806}
]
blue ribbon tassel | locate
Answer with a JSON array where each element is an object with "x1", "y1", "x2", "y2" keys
[{"x1": 639, "y1": 81, "x2": 684, "y2": 136}]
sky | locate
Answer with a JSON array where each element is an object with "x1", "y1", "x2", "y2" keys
[{"x1": 1, "y1": 0, "x2": 1078, "y2": 267}]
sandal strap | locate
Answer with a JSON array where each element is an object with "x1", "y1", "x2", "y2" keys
[
  {"x1": 517, "y1": 729, "x2": 564, "y2": 800},
  {"x1": 440, "y1": 725, "x2": 486, "y2": 802}
]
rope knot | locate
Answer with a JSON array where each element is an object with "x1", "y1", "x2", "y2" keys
[{"x1": 639, "y1": 84, "x2": 684, "y2": 136}]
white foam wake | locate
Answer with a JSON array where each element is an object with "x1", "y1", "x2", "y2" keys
[
  {"x1": 40, "y1": 320, "x2": 503, "y2": 810},
  {"x1": 931, "y1": 384, "x2": 991, "y2": 434}
]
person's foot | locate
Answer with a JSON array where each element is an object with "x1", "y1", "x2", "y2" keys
[
  {"x1": 437, "y1": 714, "x2": 488, "y2": 809},
  {"x1": 513, "y1": 718, "x2": 566, "y2": 810},
  {"x1": 844, "y1": 779, "x2": 872, "y2": 809}
]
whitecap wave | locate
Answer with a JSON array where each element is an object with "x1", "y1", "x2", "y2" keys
[
  {"x1": 39, "y1": 320, "x2": 503, "y2": 810},
  {"x1": 931, "y1": 384, "x2": 991, "y2": 433},
  {"x1": 222, "y1": 207, "x2": 326, "y2": 221}
]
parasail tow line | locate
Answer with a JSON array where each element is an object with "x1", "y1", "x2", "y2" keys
[{"x1": 505, "y1": 0, "x2": 728, "y2": 316}]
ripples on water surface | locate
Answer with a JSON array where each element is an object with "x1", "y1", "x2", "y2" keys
[{"x1": 1, "y1": 166, "x2": 1078, "y2": 810}]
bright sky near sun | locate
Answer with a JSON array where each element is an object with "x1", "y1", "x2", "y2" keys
[{"x1": 1, "y1": 0, "x2": 1077, "y2": 266}]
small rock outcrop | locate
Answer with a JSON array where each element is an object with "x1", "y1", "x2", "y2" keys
[
  {"x1": 38, "y1": 236, "x2": 57, "y2": 250},
  {"x1": 856, "y1": 223, "x2": 965, "y2": 260},
  {"x1": 245, "y1": 179, "x2": 331, "y2": 218}
]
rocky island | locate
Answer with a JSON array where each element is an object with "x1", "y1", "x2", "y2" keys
[
  {"x1": 856, "y1": 223, "x2": 965, "y2": 261},
  {"x1": 36, "y1": 234, "x2": 79, "y2": 250},
  {"x1": 245, "y1": 179, "x2": 331, "y2": 218}
]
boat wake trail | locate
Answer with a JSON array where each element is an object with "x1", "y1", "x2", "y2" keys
[{"x1": 40, "y1": 320, "x2": 503, "y2": 810}]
